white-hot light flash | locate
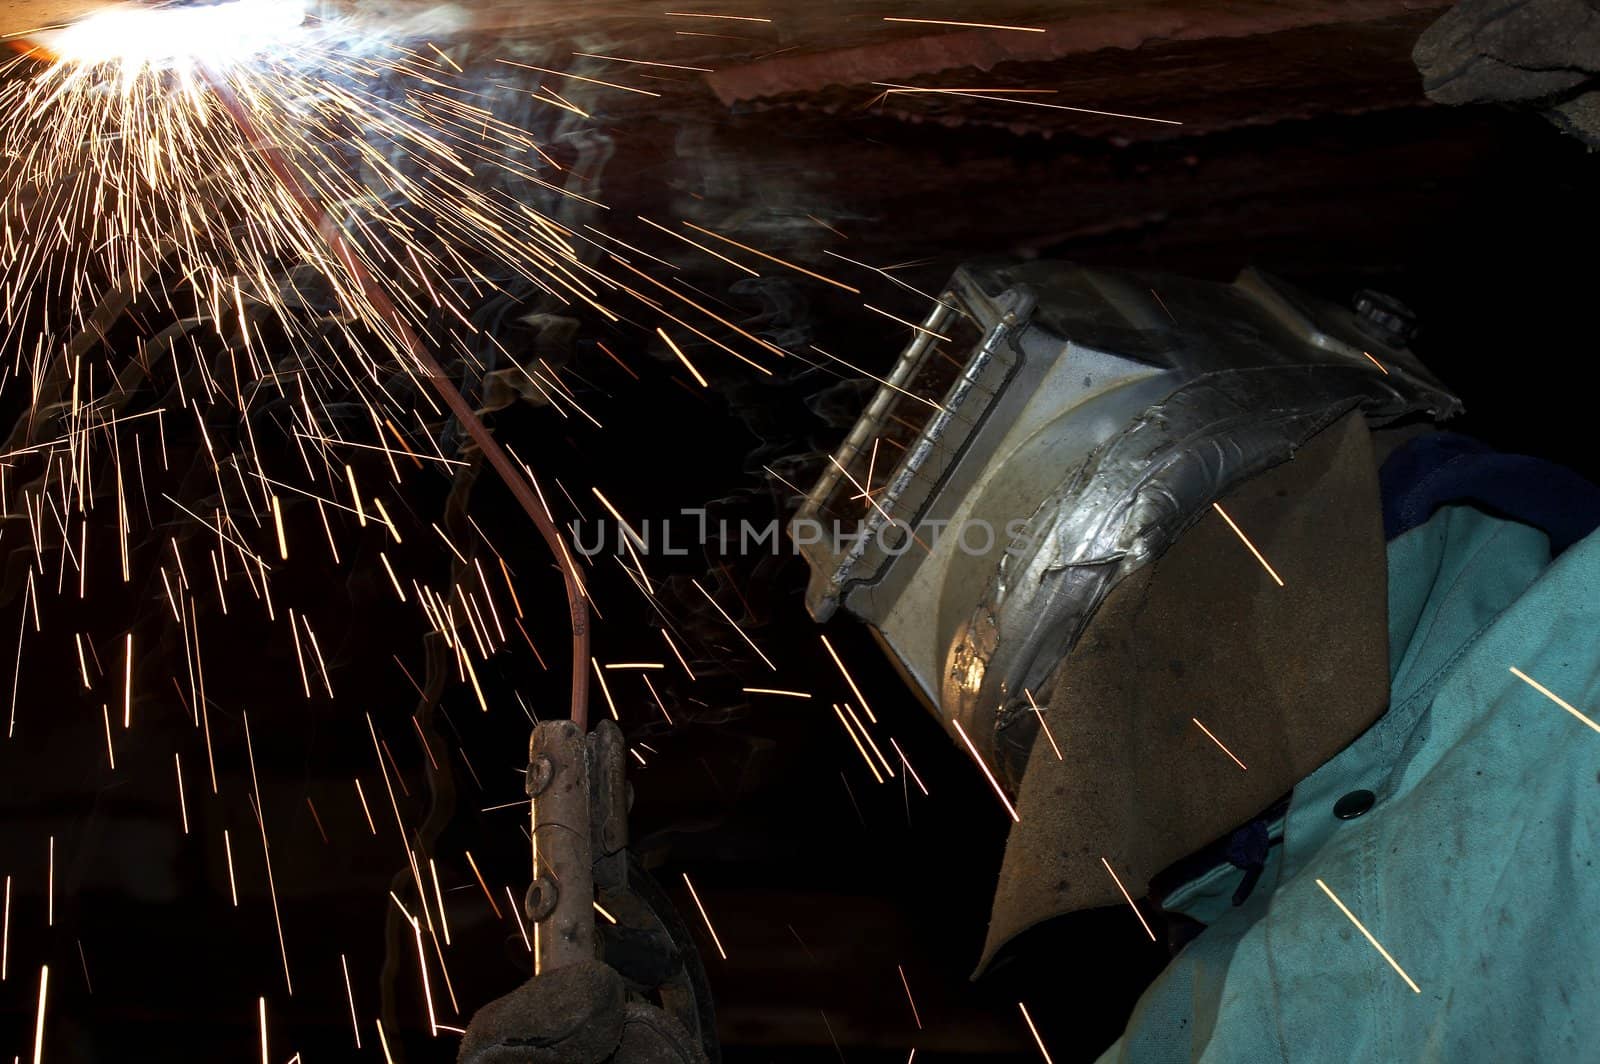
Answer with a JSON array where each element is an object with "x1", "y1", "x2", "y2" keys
[{"x1": 40, "y1": 0, "x2": 309, "y2": 71}]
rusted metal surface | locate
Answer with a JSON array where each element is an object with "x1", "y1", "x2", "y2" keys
[
  {"x1": 705, "y1": 0, "x2": 1446, "y2": 104},
  {"x1": 0, "y1": 0, "x2": 103, "y2": 39},
  {"x1": 589, "y1": 718, "x2": 631, "y2": 889},
  {"x1": 528, "y1": 719, "x2": 597, "y2": 971}
]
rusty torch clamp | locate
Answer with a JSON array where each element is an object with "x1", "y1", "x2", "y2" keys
[
  {"x1": 458, "y1": 719, "x2": 717, "y2": 1064},
  {"x1": 524, "y1": 718, "x2": 616, "y2": 970}
]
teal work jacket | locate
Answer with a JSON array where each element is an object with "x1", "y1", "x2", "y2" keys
[{"x1": 1098, "y1": 505, "x2": 1600, "y2": 1062}]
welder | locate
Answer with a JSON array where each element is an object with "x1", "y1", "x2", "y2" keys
[
  {"x1": 792, "y1": 250, "x2": 1600, "y2": 1059},
  {"x1": 785, "y1": 2, "x2": 1600, "y2": 1053}
]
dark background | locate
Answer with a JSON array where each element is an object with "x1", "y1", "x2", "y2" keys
[{"x1": 1, "y1": 3, "x2": 1597, "y2": 1062}]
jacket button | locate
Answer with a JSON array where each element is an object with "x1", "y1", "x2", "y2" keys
[{"x1": 1334, "y1": 790, "x2": 1376, "y2": 819}]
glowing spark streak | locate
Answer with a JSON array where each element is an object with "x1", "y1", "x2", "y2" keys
[
  {"x1": 411, "y1": 915, "x2": 437, "y2": 1036},
  {"x1": 607, "y1": 662, "x2": 664, "y2": 670},
  {"x1": 950, "y1": 720, "x2": 1018, "y2": 821},
  {"x1": 1192, "y1": 717, "x2": 1248, "y2": 770},
  {"x1": 271, "y1": 495, "x2": 288, "y2": 559},
  {"x1": 432, "y1": 857, "x2": 451, "y2": 947},
  {"x1": 75, "y1": 939, "x2": 91, "y2": 995},
  {"x1": 820, "y1": 634, "x2": 876, "y2": 723},
  {"x1": 573, "y1": 51, "x2": 714, "y2": 72},
  {"x1": 175, "y1": 754, "x2": 190, "y2": 833},
  {"x1": 664, "y1": 10, "x2": 773, "y2": 21},
  {"x1": 1211, "y1": 503, "x2": 1284, "y2": 586},
  {"x1": 642, "y1": 674, "x2": 674, "y2": 725},
  {"x1": 354, "y1": 778, "x2": 377, "y2": 834},
  {"x1": 372, "y1": 497, "x2": 403, "y2": 543},
  {"x1": 431, "y1": 522, "x2": 468, "y2": 565},
  {"x1": 224, "y1": 830, "x2": 239, "y2": 907},
  {"x1": 661, "y1": 629, "x2": 696, "y2": 680},
  {"x1": 583, "y1": 227, "x2": 679, "y2": 273},
  {"x1": 295, "y1": 432, "x2": 465, "y2": 469},
  {"x1": 806, "y1": 343, "x2": 947, "y2": 413},
  {"x1": 1023, "y1": 689, "x2": 1063, "y2": 761},
  {"x1": 159, "y1": 494, "x2": 268, "y2": 566},
  {"x1": 889, "y1": 738, "x2": 929, "y2": 795},
  {"x1": 1363, "y1": 351, "x2": 1390, "y2": 375},
  {"x1": 591, "y1": 487, "x2": 649, "y2": 550},
  {"x1": 681, "y1": 873, "x2": 727, "y2": 959},
  {"x1": 530, "y1": 84, "x2": 591, "y2": 118},
  {"x1": 33, "y1": 966, "x2": 48, "y2": 1064},
  {"x1": 391, "y1": 893, "x2": 416, "y2": 925},
  {"x1": 244, "y1": 712, "x2": 293, "y2": 992},
  {"x1": 428, "y1": 910, "x2": 462, "y2": 1017},
  {"x1": 496, "y1": 59, "x2": 662, "y2": 97},
  {"x1": 305, "y1": 797, "x2": 330, "y2": 844},
  {"x1": 609, "y1": 256, "x2": 787, "y2": 363},
  {"x1": 474, "y1": 560, "x2": 507, "y2": 641},
  {"x1": 1019, "y1": 1002, "x2": 1053, "y2": 1063},
  {"x1": 862, "y1": 302, "x2": 953, "y2": 341},
  {"x1": 102, "y1": 706, "x2": 115, "y2": 770},
  {"x1": 833, "y1": 704, "x2": 884, "y2": 783},
  {"x1": 506, "y1": 887, "x2": 532, "y2": 951},
  {"x1": 591, "y1": 658, "x2": 621, "y2": 720},
  {"x1": 258, "y1": 997, "x2": 269, "y2": 1064},
  {"x1": 808, "y1": 214, "x2": 848, "y2": 239},
  {"x1": 317, "y1": 503, "x2": 340, "y2": 563},
  {"x1": 874, "y1": 82, "x2": 1182, "y2": 125},
  {"x1": 211, "y1": 553, "x2": 231, "y2": 618},
  {"x1": 1100, "y1": 857, "x2": 1156, "y2": 941},
  {"x1": 1509, "y1": 666, "x2": 1600, "y2": 734},
  {"x1": 658, "y1": 328, "x2": 708, "y2": 387},
  {"x1": 691, "y1": 578, "x2": 775, "y2": 669},
  {"x1": 426, "y1": 42, "x2": 461, "y2": 71},
  {"x1": 578, "y1": 341, "x2": 642, "y2": 386},
  {"x1": 302, "y1": 617, "x2": 333, "y2": 696},
  {"x1": 883, "y1": 16, "x2": 1046, "y2": 32},
  {"x1": 842, "y1": 702, "x2": 895, "y2": 777},
  {"x1": 287, "y1": 610, "x2": 311, "y2": 699},
  {"x1": 1, "y1": 875, "x2": 9, "y2": 981},
  {"x1": 376, "y1": 1018, "x2": 395, "y2": 1064},
  {"x1": 637, "y1": 216, "x2": 759, "y2": 276},
  {"x1": 1315, "y1": 878, "x2": 1421, "y2": 992},
  {"x1": 897, "y1": 964, "x2": 922, "y2": 1028},
  {"x1": 389, "y1": 424, "x2": 441, "y2": 471},
  {"x1": 889, "y1": 87, "x2": 1061, "y2": 95},
  {"x1": 594, "y1": 901, "x2": 619, "y2": 924},
  {"x1": 11, "y1": 573, "x2": 35, "y2": 738},
  {"x1": 498, "y1": 558, "x2": 524, "y2": 618},
  {"x1": 344, "y1": 466, "x2": 366, "y2": 527},
  {"x1": 378, "y1": 553, "x2": 406, "y2": 601},
  {"x1": 465, "y1": 851, "x2": 504, "y2": 919},
  {"x1": 743, "y1": 687, "x2": 811, "y2": 697},
  {"x1": 123, "y1": 633, "x2": 133, "y2": 728},
  {"x1": 857, "y1": 439, "x2": 881, "y2": 506},
  {"x1": 341, "y1": 954, "x2": 361, "y2": 1048},
  {"x1": 681, "y1": 221, "x2": 859, "y2": 292}
]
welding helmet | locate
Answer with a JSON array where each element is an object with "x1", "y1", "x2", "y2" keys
[{"x1": 794, "y1": 260, "x2": 1458, "y2": 962}]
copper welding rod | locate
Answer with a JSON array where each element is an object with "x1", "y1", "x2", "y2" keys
[{"x1": 199, "y1": 65, "x2": 590, "y2": 728}]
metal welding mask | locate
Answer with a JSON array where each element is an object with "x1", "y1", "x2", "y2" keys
[{"x1": 794, "y1": 260, "x2": 1459, "y2": 962}]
